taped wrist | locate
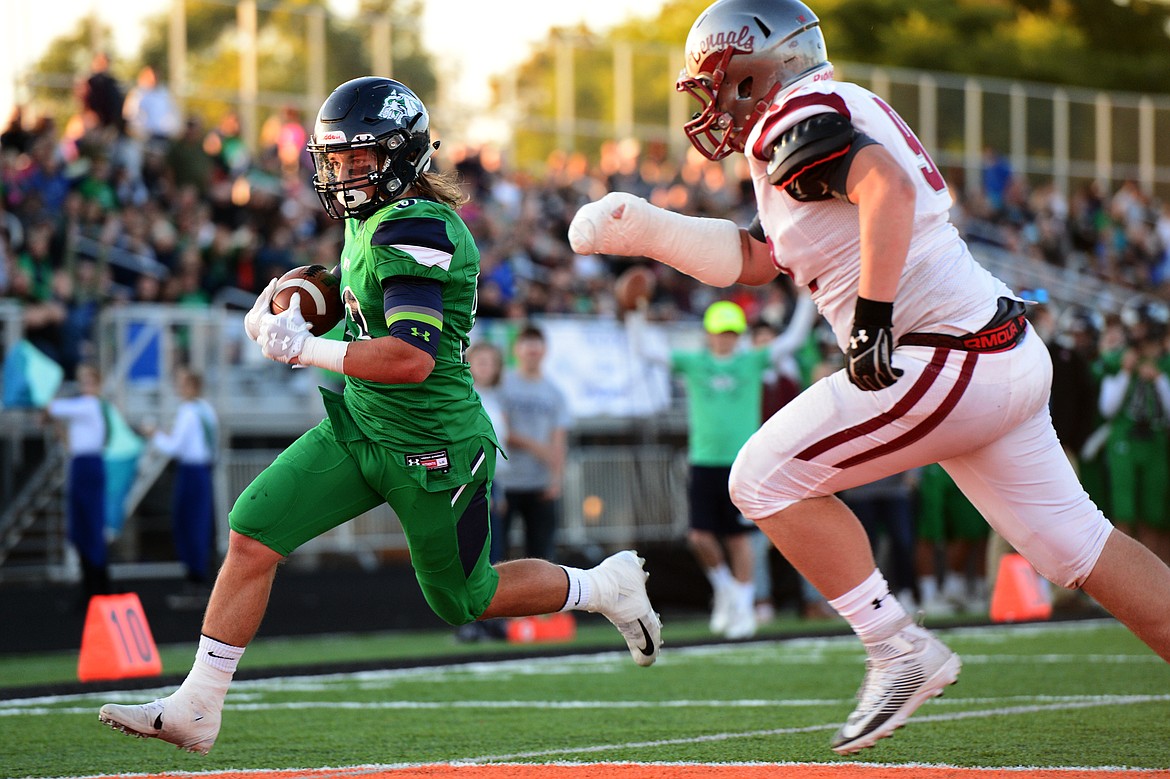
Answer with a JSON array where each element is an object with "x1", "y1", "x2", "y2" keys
[{"x1": 297, "y1": 337, "x2": 348, "y2": 374}]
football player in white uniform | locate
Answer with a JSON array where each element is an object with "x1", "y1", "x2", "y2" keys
[{"x1": 570, "y1": 0, "x2": 1170, "y2": 755}]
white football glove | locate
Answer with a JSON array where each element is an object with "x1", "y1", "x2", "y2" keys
[
  {"x1": 257, "y1": 292, "x2": 312, "y2": 364},
  {"x1": 243, "y1": 277, "x2": 278, "y2": 343}
]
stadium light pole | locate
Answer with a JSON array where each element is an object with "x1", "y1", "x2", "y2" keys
[
  {"x1": 237, "y1": 0, "x2": 259, "y2": 152},
  {"x1": 169, "y1": 0, "x2": 187, "y2": 114},
  {"x1": 307, "y1": 6, "x2": 327, "y2": 112}
]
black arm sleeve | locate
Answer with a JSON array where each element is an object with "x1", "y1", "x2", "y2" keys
[
  {"x1": 381, "y1": 275, "x2": 444, "y2": 359},
  {"x1": 766, "y1": 112, "x2": 879, "y2": 203}
]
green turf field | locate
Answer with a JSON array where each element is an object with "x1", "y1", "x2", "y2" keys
[{"x1": 2, "y1": 617, "x2": 1168, "y2": 777}]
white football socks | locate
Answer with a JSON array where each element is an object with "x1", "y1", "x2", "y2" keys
[
  {"x1": 828, "y1": 569, "x2": 910, "y2": 645},
  {"x1": 196, "y1": 634, "x2": 244, "y2": 674},
  {"x1": 559, "y1": 566, "x2": 595, "y2": 612},
  {"x1": 172, "y1": 634, "x2": 244, "y2": 704},
  {"x1": 175, "y1": 654, "x2": 232, "y2": 705}
]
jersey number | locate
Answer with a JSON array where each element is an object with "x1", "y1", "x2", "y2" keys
[
  {"x1": 341, "y1": 286, "x2": 373, "y2": 341},
  {"x1": 872, "y1": 97, "x2": 946, "y2": 193}
]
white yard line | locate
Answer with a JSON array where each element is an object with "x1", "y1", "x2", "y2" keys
[
  {"x1": 453, "y1": 696, "x2": 1170, "y2": 764},
  {"x1": 7, "y1": 622, "x2": 1167, "y2": 778},
  {"x1": 5, "y1": 692, "x2": 1170, "y2": 717}
]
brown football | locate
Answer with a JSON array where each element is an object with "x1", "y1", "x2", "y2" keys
[
  {"x1": 270, "y1": 265, "x2": 344, "y2": 333},
  {"x1": 614, "y1": 265, "x2": 656, "y2": 312}
]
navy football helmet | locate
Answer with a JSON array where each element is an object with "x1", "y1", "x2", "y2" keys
[{"x1": 306, "y1": 77, "x2": 437, "y2": 219}]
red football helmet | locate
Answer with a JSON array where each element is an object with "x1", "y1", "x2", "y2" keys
[{"x1": 677, "y1": 0, "x2": 830, "y2": 160}]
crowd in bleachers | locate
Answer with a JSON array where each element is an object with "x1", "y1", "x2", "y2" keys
[{"x1": 961, "y1": 147, "x2": 1170, "y2": 292}]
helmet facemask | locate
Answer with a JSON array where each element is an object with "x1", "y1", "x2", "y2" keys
[
  {"x1": 677, "y1": 47, "x2": 739, "y2": 161},
  {"x1": 310, "y1": 143, "x2": 381, "y2": 219}
]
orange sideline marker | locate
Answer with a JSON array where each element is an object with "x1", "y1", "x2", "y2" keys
[
  {"x1": 78, "y1": 592, "x2": 162, "y2": 682},
  {"x1": 990, "y1": 553, "x2": 1052, "y2": 623},
  {"x1": 506, "y1": 612, "x2": 577, "y2": 644}
]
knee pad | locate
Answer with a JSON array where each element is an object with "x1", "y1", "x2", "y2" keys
[
  {"x1": 729, "y1": 443, "x2": 840, "y2": 520},
  {"x1": 414, "y1": 556, "x2": 498, "y2": 626},
  {"x1": 417, "y1": 578, "x2": 480, "y2": 626},
  {"x1": 1007, "y1": 514, "x2": 1112, "y2": 589}
]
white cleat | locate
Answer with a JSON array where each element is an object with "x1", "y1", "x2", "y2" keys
[
  {"x1": 589, "y1": 550, "x2": 662, "y2": 667},
  {"x1": 723, "y1": 598, "x2": 757, "y2": 640},
  {"x1": 830, "y1": 619, "x2": 961, "y2": 755},
  {"x1": 99, "y1": 691, "x2": 222, "y2": 755},
  {"x1": 709, "y1": 583, "x2": 734, "y2": 635}
]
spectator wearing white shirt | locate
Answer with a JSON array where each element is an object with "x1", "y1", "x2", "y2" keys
[
  {"x1": 123, "y1": 66, "x2": 181, "y2": 147},
  {"x1": 148, "y1": 368, "x2": 218, "y2": 590},
  {"x1": 45, "y1": 364, "x2": 110, "y2": 603}
]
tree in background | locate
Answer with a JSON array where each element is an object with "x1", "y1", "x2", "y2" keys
[
  {"x1": 820, "y1": 0, "x2": 1170, "y2": 94},
  {"x1": 20, "y1": 0, "x2": 437, "y2": 140},
  {"x1": 14, "y1": 0, "x2": 1170, "y2": 168},
  {"x1": 504, "y1": 0, "x2": 1169, "y2": 170}
]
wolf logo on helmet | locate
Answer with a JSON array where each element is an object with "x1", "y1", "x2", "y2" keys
[{"x1": 378, "y1": 90, "x2": 424, "y2": 123}]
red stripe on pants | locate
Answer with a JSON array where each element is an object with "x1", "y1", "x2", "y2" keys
[
  {"x1": 834, "y1": 351, "x2": 978, "y2": 468},
  {"x1": 795, "y1": 348, "x2": 950, "y2": 462}
]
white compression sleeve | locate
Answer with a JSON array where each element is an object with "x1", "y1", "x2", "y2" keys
[
  {"x1": 568, "y1": 192, "x2": 743, "y2": 287},
  {"x1": 296, "y1": 336, "x2": 348, "y2": 374}
]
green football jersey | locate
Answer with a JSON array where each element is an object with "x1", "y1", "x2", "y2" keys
[
  {"x1": 336, "y1": 197, "x2": 492, "y2": 449},
  {"x1": 671, "y1": 346, "x2": 773, "y2": 467}
]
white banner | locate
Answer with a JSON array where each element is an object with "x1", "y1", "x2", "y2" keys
[{"x1": 474, "y1": 317, "x2": 678, "y2": 420}]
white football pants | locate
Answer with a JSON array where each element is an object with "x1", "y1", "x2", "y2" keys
[{"x1": 729, "y1": 325, "x2": 1111, "y2": 588}]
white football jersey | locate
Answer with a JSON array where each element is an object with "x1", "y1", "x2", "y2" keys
[{"x1": 743, "y1": 67, "x2": 1014, "y2": 351}]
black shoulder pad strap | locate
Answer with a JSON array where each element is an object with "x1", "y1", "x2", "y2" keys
[
  {"x1": 766, "y1": 112, "x2": 869, "y2": 202},
  {"x1": 747, "y1": 213, "x2": 766, "y2": 243}
]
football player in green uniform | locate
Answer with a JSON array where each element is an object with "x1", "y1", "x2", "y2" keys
[{"x1": 99, "y1": 77, "x2": 661, "y2": 755}]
